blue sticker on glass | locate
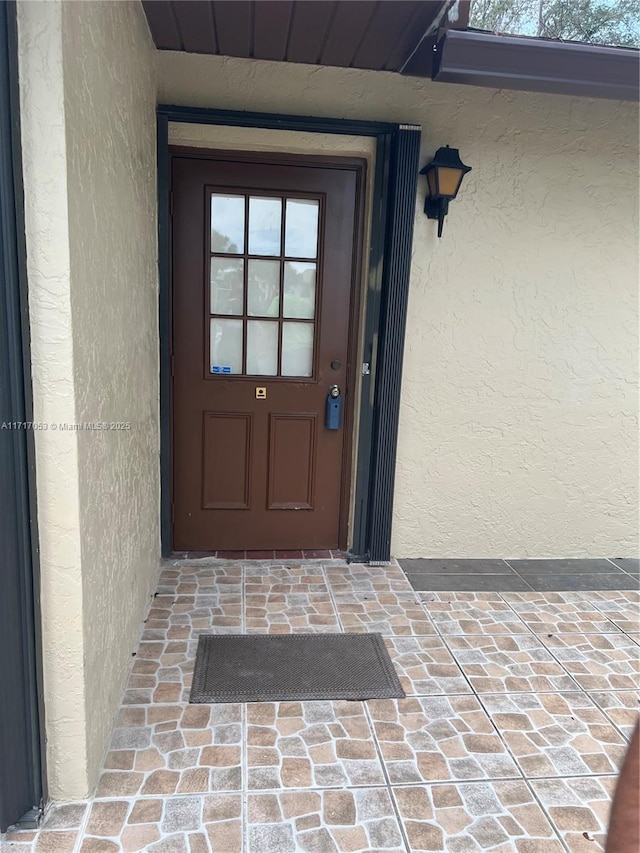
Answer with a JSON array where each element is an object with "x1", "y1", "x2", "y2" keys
[{"x1": 211, "y1": 366, "x2": 232, "y2": 374}]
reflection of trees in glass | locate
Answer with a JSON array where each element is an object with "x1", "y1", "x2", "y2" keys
[
  {"x1": 248, "y1": 262, "x2": 279, "y2": 316},
  {"x1": 284, "y1": 263, "x2": 315, "y2": 319},
  {"x1": 470, "y1": 0, "x2": 639, "y2": 47},
  {"x1": 211, "y1": 257, "x2": 243, "y2": 315},
  {"x1": 211, "y1": 319, "x2": 242, "y2": 373},
  {"x1": 211, "y1": 229, "x2": 238, "y2": 254},
  {"x1": 282, "y1": 322, "x2": 314, "y2": 377},
  {"x1": 249, "y1": 198, "x2": 282, "y2": 256},
  {"x1": 247, "y1": 321, "x2": 278, "y2": 375}
]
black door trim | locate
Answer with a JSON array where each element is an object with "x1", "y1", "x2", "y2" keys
[
  {"x1": 0, "y1": 0, "x2": 46, "y2": 830},
  {"x1": 157, "y1": 105, "x2": 421, "y2": 563}
]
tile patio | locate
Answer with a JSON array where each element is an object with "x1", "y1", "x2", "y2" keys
[{"x1": 2, "y1": 558, "x2": 638, "y2": 852}]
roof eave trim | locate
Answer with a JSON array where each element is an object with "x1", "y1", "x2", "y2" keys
[{"x1": 403, "y1": 28, "x2": 640, "y2": 101}]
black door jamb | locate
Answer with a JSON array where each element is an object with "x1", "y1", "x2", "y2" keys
[{"x1": 0, "y1": 0, "x2": 47, "y2": 831}]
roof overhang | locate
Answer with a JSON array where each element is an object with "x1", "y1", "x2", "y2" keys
[
  {"x1": 143, "y1": 0, "x2": 640, "y2": 102},
  {"x1": 142, "y1": 0, "x2": 465, "y2": 72}
]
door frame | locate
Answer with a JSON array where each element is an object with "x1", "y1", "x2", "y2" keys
[
  {"x1": 158, "y1": 106, "x2": 421, "y2": 563},
  {"x1": 0, "y1": 0, "x2": 46, "y2": 830},
  {"x1": 169, "y1": 147, "x2": 366, "y2": 551}
]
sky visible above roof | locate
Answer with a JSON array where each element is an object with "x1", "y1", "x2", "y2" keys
[{"x1": 469, "y1": 0, "x2": 640, "y2": 48}]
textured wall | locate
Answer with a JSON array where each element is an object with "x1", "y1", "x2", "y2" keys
[
  {"x1": 17, "y1": 0, "x2": 88, "y2": 799},
  {"x1": 160, "y1": 53, "x2": 639, "y2": 558},
  {"x1": 18, "y1": 0, "x2": 159, "y2": 798},
  {"x1": 61, "y1": 0, "x2": 159, "y2": 787}
]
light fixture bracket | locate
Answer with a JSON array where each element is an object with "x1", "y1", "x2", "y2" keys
[{"x1": 424, "y1": 196, "x2": 450, "y2": 238}]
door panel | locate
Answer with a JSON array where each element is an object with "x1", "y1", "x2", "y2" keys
[
  {"x1": 202, "y1": 412, "x2": 252, "y2": 509},
  {"x1": 268, "y1": 414, "x2": 317, "y2": 510},
  {"x1": 172, "y1": 155, "x2": 360, "y2": 550}
]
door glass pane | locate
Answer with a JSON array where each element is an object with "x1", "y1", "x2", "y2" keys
[
  {"x1": 210, "y1": 258, "x2": 244, "y2": 315},
  {"x1": 211, "y1": 194, "x2": 245, "y2": 254},
  {"x1": 282, "y1": 322, "x2": 313, "y2": 377},
  {"x1": 210, "y1": 318, "x2": 243, "y2": 374},
  {"x1": 285, "y1": 199, "x2": 319, "y2": 258},
  {"x1": 283, "y1": 262, "x2": 316, "y2": 319},
  {"x1": 248, "y1": 197, "x2": 282, "y2": 256},
  {"x1": 247, "y1": 321, "x2": 278, "y2": 375},
  {"x1": 247, "y1": 259, "x2": 280, "y2": 317}
]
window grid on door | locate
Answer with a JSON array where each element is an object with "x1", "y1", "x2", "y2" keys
[{"x1": 208, "y1": 191, "x2": 321, "y2": 378}]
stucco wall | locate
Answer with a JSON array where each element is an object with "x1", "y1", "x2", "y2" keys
[
  {"x1": 160, "y1": 52, "x2": 639, "y2": 558},
  {"x1": 62, "y1": 0, "x2": 159, "y2": 787},
  {"x1": 18, "y1": 0, "x2": 159, "y2": 798},
  {"x1": 17, "y1": 0, "x2": 88, "y2": 799}
]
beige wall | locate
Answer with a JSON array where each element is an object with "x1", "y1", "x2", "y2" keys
[
  {"x1": 18, "y1": 0, "x2": 159, "y2": 798},
  {"x1": 18, "y1": 0, "x2": 87, "y2": 798},
  {"x1": 160, "y1": 52, "x2": 639, "y2": 559}
]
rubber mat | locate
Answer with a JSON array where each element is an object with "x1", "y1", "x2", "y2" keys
[{"x1": 189, "y1": 633, "x2": 405, "y2": 703}]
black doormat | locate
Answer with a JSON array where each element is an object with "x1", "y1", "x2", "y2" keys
[{"x1": 189, "y1": 633, "x2": 405, "y2": 703}]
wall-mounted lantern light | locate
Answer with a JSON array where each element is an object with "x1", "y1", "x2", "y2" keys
[{"x1": 420, "y1": 145, "x2": 471, "y2": 238}]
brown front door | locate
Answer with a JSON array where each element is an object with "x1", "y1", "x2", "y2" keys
[{"x1": 171, "y1": 153, "x2": 362, "y2": 551}]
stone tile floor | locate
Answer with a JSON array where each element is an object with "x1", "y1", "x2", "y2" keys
[
  {"x1": 2, "y1": 559, "x2": 638, "y2": 852},
  {"x1": 400, "y1": 558, "x2": 639, "y2": 594}
]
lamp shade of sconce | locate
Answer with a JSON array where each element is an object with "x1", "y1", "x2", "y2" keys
[{"x1": 420, "y1": 146, "x2": 471, "y2": 237}]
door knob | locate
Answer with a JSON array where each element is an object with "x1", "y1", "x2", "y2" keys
[{"x1": 329, "y1": 385, "x2": 340, "y2": 398}]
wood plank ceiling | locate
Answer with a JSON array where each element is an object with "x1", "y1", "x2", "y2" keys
[{"x1": 142, "y1": 0, "x2": 466, "y2": 73}]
